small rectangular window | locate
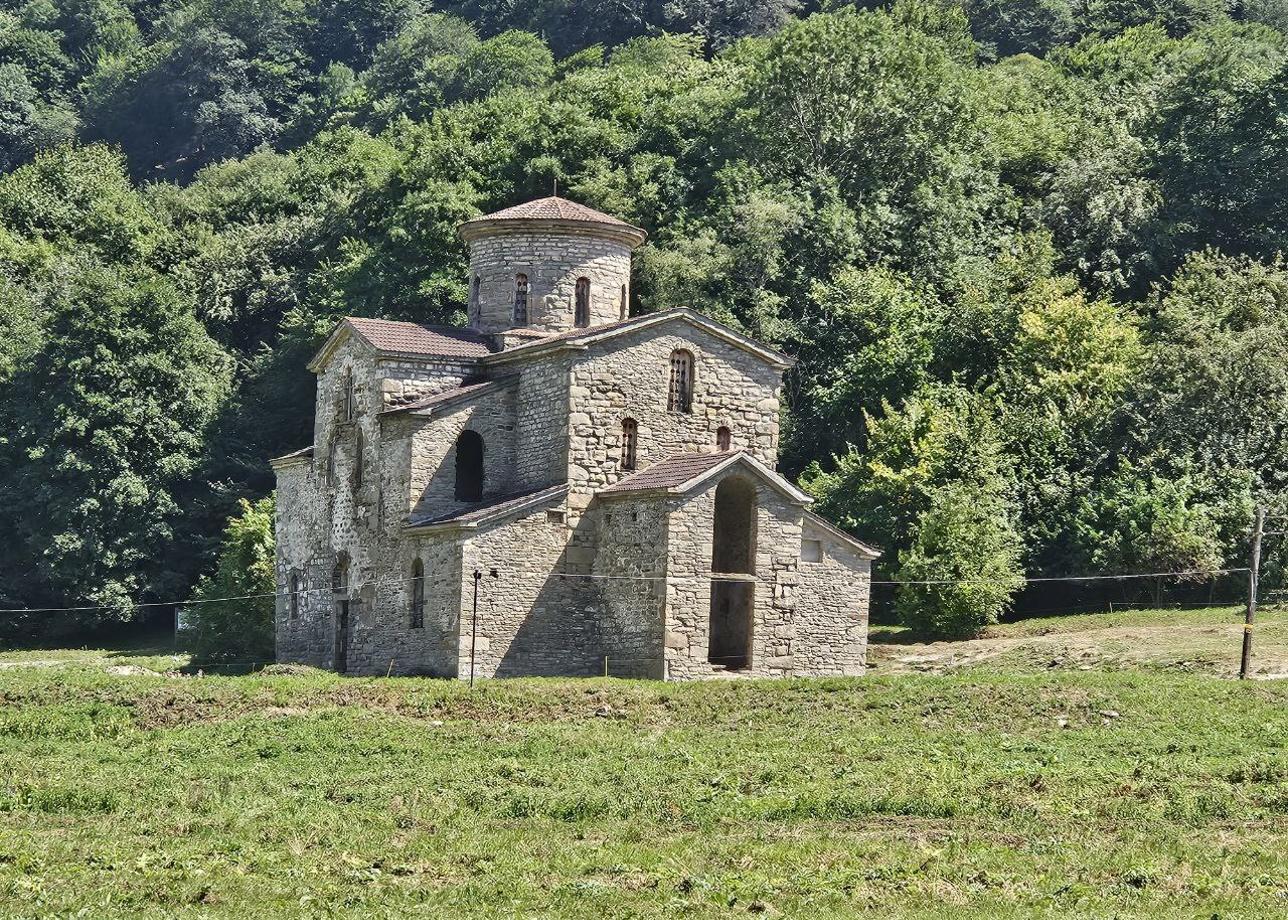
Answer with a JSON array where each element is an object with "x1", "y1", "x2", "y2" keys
[
  {"x1": 802, "y1": 539, "x2": 823, "y2": 563},
  {"x1": 546, "y1": 509, "x2": 566, "y2": 525}
]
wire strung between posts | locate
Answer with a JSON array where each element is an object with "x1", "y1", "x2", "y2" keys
[
  {"x1": 870, "y1": 567, "x2": 1250, "y2": 586},
  {"x1": 0, "y1": 566, "x2": 1252, "y2": 615}
]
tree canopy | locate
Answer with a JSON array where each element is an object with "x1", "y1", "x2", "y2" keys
[{"x1": 1, "y1": 0, "x2": 1285, "y2": 637}]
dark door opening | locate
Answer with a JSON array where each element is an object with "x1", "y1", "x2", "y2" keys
[
  {"x1": 708, "y1": 476, "x2": 756, "y2": 670},
  {"x1": 332, "y1": 555, "x2": 350, "y2": 674},
  {"x1": 455, "y1": 430, "x2": 485, "y2": 501}
]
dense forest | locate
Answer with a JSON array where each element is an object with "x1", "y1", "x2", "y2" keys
[{"x1": 3, "y1": 0, "x2": 1288, "y2": 642}]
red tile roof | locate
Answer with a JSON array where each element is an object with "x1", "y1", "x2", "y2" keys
[
  {"x1": 470, "y1": 196, "x2": 636, "y2": 226},
  {"x1": 600, "y1": 451, "x2": 735, "y2": 494},
  {"x1": 346, "y1": 318, "x2": 492, "y2": 360}
]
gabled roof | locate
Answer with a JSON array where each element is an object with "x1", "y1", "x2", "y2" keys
[
  {"x1": 459, "y1": 195, "x2": 647, "y2": 247},
  {"x1": 599, "y1": 450, "x2": 813, "y2": 505},
  {"x1": 486, "y1": 308, "x2": 794, "y2": 371},
  {"x1": 405, "y1": 484, "x2": 568, "y2": 533},
  {"x1": 803, "y1": 511, "x2": 882, "y2": 560},
  {"x1": 380, "y1": 376, "x2": 518, "y2": 417},
  {"x1": 308, "y1": 318, "x2": 493, "y2": 372}
]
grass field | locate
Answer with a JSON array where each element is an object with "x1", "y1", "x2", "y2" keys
[{"x1": 2, "y1": 608, "x2": 1288, "y2": 918}]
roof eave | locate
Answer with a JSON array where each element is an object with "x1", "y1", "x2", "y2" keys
[
  {"x1": 403, "y1": 484, "x2": 569, "y2": 534},
  {"x1": 481, "y1": 309, "x2": 794, "y2": 371},
  {"x1": 459, "y1": 217, "x2": 647, "y2": 248},
  {"x1": 804, "y1": 511, "x2": 882, "y2": 560},
  {"x1": 307, "y1": 320, "x2": 360, "y2": 373},
  {"x1": 269, "y1": 450, "x2": 314, "y2": 471},
  {"x1": 483, "y1": 341, "x2": 589, "y2": 367},
  {"x1": 665, "y1": 452, "x2": 814, "y2": 506}
]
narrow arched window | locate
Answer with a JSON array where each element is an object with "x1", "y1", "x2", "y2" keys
[
  {"x1": 575, "y1": 277, "x2": 591, "y2": 327},
  {"x1": 717, "y1": 426, "x2": 731, "y2": 451},
  {"x1": 352, "y1": 427, "x2": 365, "y2": 489},
  {"x1": 513, "y1": 273, "x2": 529, "y2": 325},
  {"x1": 469, "y1": 275, "x2": 481, "y2": 323},
  {"x1": 455, "y1": 429, "x2": 485, "y2": 501},
  {"x1": 289, "y1": 571, "x2": 300, "y2": 620},
  {"x1": 668, "y1": 349, "x2": 694, "y2": 413},
  {"x1": 326, "y1": 439, "x2": 337, "y2": 486},
  {"x1": 410, "y1": 557, "x2": 425, "y2": 629},
  {"x1": 621, "y1": 417, "x2": 638, "y2": 471},
  {"x1": 619, "y1": 284, "x2": 628, "y2": 321},
  {"x1": 343, "y1": 369, "x2": 356, "y2": 421}
]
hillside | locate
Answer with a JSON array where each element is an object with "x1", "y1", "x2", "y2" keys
[
  {"x1": 4, "y1": 0, "x2": 1288, "y2": 641},
  {"x1": 2, "y1": 608, "x2": 1288, "y2": 917}
]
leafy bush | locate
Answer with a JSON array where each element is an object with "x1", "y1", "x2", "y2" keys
[
  {"x1": 188, "y1": 496, "x2": 276, "y2": 665},
  {"x1": 895, "y1": 481, "x2": 1026, "y2": 637}
]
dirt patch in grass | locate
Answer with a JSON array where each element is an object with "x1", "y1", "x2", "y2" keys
[{"x1": 868, "y1": 606, "x2": 1288, "y2": 679}]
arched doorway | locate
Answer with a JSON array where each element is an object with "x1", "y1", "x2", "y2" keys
[
  {"x1": 708, "y1": 476, "x2": 756, "y2": 670},
  {"x1": 455, "y1": 430, "x2": 484, "y2": 501}
]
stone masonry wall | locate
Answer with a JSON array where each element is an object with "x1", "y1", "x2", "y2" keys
[
  {"x1": 458, "y1": 502, "x2": 601, "y2": 678},
  {"x1": 277, "y1": 335, "x2": 476, "y2": 673},
  {"x1": 406, "y1": 387, "x2": 518, "y2": 519},
  {"x1": 378, "y1": 357, "x2": 477, "y2": 410},
  {"x1": 468, "y1": 230, "x2": 632, "y2": 334},
  {"x1": 662, "y1": 472, "x2": 805, "y2": 680},
  {"x1": 567, "y1": 326, "x2": 783, "y2": 498},
  {"x1": 796, "y1": 519, "x2": 872, "y2": 676},
  {"x1": 274, "y1": 458, "x2": 333, "y2": 667},
  {"x1": 593, "y1": 497, "x2": 668, "y2": 679},
  {"x1": 513, "y1": 355, "x2": 571, "y2": 492},
  {"x1": 341, "y1": 533, "x2": 463, "y2": 677}
]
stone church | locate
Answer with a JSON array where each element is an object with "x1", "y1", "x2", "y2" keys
[{"x1": 271, "y1": 196, "x2": 878, "y2": 680}]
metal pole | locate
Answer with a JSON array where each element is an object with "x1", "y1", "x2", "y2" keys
[
  {"x1": 1240, "y1": 506, "x2": 1265, "y2": 680},
  {"x1": 470, "y1": 569, "x2": 481, "y2": 688}
]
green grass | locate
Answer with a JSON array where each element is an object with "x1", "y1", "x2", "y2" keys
[{"x1": 2, "y1": 614, "x2": 1288, "y2": 917}]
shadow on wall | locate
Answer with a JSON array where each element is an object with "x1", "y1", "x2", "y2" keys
[{"x1": 465, "y1": 506, "x2": 663, "y2": 679}]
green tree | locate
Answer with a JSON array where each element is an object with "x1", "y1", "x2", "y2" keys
[
  {"x1": 0, "y1": 257, "x2": 231, "y2": 622},
  {"x1": 188, "y1": 495, "x2": 276, "y2": 665}
]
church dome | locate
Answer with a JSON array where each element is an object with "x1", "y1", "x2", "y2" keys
[
  {"x1": 459, "y1": 196, "x2": 647, "y2": 248},
  {"x1": 459, "y1": 196, "x2": 645, "y2": 336}
]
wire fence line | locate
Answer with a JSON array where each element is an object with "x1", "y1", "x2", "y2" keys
[{"x1": 0, "y1": 565, "x2": 1253, "y2": 616}]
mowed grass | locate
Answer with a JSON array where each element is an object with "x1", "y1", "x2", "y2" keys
[{"x1": 1, "y1": 617, "x2": 1288, "y2": 917}]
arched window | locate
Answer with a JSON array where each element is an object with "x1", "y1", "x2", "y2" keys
[
  {"x1": 410, "y1": 557, "x2": 425, "y2": 629},
  {"x1": 455, "y1": 429, "x2": 485, "y2": 501},
  {"x1": 621, "y1": 417, "x2": 638, "y2": 471},
  {"x1": 513, "y1": 273, "x2": 529, "y2": 325},
  {"x1": 343, "y1": 369, "x2": 356, "y2": 421},
  {"x1": 716, "y1": 426, "x2": 731, "y2": 451},
  {"x1": 288, "y1": 571, "x2": 300, "y2": 620},
  {"x1": 619, "y1": 284, "x2": 628, "y2": 321},
  {"x1": 469, "y1": 275, "x2": 481, "y2": 323},
  {"x1": 668, "y1": 349, "x2": 694, "y2": 413},
  {"x1": 575, "y1": 277, "x2": 591, "y2": 327},
  {"x1": 352, "y1": 427, "x2": 365, "y2": 489}
]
